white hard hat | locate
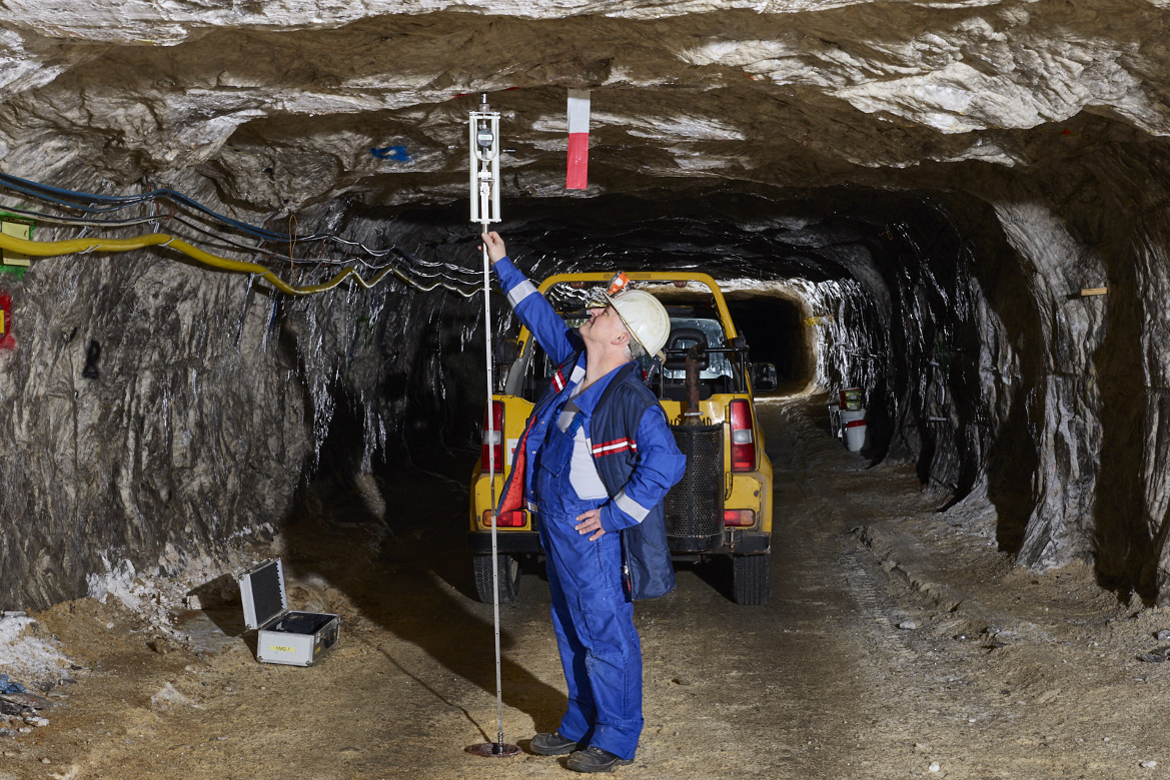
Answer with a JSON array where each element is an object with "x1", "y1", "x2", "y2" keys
[{"x1": 607, "y1": 289, "x2": 670, "y2": 357}]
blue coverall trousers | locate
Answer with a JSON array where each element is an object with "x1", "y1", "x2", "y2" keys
[{"x1": 535, "y1": 411, "x2": 644, "y2": 760}]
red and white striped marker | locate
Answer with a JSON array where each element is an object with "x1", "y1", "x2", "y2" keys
[{"x1": 567, "y1": 89, "x2": 590, "y2": 190}]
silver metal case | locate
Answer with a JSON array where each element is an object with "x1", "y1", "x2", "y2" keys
[{"x1": 238, "y1": 558, "x2": 340, "y2": 666}]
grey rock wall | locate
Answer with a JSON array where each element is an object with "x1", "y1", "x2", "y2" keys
[
  {"x1": 0, "y1": 184, "x2": 477, "y2": 610},
  {"x1": 0, "y1": 250, "x2": 309, "y2": 607}
]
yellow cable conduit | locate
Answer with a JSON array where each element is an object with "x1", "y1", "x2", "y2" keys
[{"x1": 0, "y1": 230, "x2": 457, "y2": 297}]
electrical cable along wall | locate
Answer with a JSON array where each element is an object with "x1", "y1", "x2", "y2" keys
[{"x1": 0, "y1": 170, "x2": 484, "y2": 298}]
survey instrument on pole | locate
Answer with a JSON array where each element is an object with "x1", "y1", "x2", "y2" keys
[{"x1": 467, "y1": 93, "x2": 521, "y2": 759}]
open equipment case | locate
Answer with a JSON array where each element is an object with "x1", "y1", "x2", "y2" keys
[{"x1": 238, "y1": 558, "x2": 340, "y2": 666}]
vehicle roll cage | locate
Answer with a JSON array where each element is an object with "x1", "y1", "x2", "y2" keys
[{"x1": 522, "y1": 272, "x2": 752, "y2": 395}]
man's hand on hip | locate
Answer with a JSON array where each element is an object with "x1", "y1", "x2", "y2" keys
[{"x1": 575, "y1": 509, "x2": 606, "y2": 541}]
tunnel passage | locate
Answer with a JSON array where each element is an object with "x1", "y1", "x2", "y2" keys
[
  {"x1": 0, "y1": 179, "x2": 1058, "y2": 611},
  {"x1": 725, "y1": 294, "x2": 815, "y2": 396},
  {"x1": 337, "y1": 186, "x2": 1038, "y2": 551},
  {"x1": 275, "y1": 179, "x2": 1170, "y2": 607},
  {"x1": 0, "y1": 169, "x2": 1163, "y2": 610}
]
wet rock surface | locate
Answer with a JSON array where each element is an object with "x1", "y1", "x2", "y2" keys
[{"x1": 1, "y1": 2, "x2": 1168, "y2": 202}]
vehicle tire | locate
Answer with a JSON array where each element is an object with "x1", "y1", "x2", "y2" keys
[
  {"x1": 732, "y1": 553, "x2": 770, "y2": 605},
  {"x1": 473, "y1": 553, "x2": 521, "y2": 604}
]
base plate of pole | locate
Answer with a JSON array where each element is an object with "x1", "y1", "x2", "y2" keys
[{"x1": 466, "y1": 742, "x2": 522, "y2": 758}]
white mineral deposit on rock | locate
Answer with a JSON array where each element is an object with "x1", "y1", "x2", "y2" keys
[
  {"x1": 928, "y1": 761, "x2": 941, "y2": 772},
  {"x1": 897, "y1": 620, "x2": 918, "y2": 630},
  {"x1": 1140, "y1": 760, "x2": 1158, "y2": 768}
]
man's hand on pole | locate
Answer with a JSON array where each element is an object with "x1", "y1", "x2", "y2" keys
[
  {"x1": 481, "y1": 231, "x2": 507, "y2": 264},
  {"x1": 575, "y1": 509, "x2": 606, "y2": 541}
]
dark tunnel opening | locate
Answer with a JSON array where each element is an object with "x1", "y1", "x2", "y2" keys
[{"x1": 725, "y1": 294, "x2": 815, "y2": 396}]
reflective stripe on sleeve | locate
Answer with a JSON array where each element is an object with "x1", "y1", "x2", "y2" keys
[
  {"x1": 507, "y1": 279, "x2": 538, "y2": 308},
  {"x1": 613, "y1": 488, "x2": 651, "y2": 523},
  {"x1": 592, "y1": 438, "x2": 638, "y2": 456}
]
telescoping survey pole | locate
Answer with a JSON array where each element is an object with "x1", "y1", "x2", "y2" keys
[{"x1": 466, "y1": 94, "x2": 519, "y2": 759}]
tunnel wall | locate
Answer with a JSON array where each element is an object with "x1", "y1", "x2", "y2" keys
[
  {"x1": 982, "y1": 192, "x2": 1105, "y2": 572},
  {"x1": 798, "y1": 190, "x2": 1086, "y2": 572},
  {"x1": 924, "y1": 157, "x2": 1170, "y2": 600},
  {"x1": 0, "y1": 178, "x2": 487, "y2": 611},
  {"x1": 836, "y1": 189, "x2": 1105, "y2": 577},
  {"x1": 1023, "y1": 147, "x2": 1170, "y2": 600},
  {"x1": 0, "y1": 250, "x2": 310, "y2": 609},
  {"x1": 843, "y1": 156, "x2": 1170, "y2": 603}
]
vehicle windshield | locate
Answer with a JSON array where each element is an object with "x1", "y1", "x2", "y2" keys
[
  {"x1": 504, "y1": 276, "x2": 741, "y2": 400},
  {"x1": 663, "y1": 317, "x2": 732, "y2": 380}
]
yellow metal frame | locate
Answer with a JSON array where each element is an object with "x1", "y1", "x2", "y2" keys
[{"x1": 536, "y1": 271, "x2": 739, "y2": 338}]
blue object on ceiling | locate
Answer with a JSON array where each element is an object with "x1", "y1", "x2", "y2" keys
[{"x1": 370, "y1": 145, "x2": 410, "y2": 162}]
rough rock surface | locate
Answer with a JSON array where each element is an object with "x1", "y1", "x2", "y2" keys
[{"x1": 2, "y1": 1, "x2": 1170, "y2": 606}]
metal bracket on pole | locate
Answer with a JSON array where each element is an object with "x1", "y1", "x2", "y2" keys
[
  {"x1": 465, "y1": 93, "x2": 519, "y2": 760},
  {"x1": 470, "y1": 94, "x2": 502, "y2": 227}
]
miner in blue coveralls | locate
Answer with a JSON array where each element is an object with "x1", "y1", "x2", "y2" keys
[{"x1": 481, "y1": 231, "x2": 686, "y2": 773}]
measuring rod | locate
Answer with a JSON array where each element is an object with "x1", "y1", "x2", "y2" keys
[{"x1": 466, "y1": 93, "x2": 518, "y2": 759}]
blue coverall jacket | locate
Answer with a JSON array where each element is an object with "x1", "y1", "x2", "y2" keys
[{"x1": 493, "y1": 257, "x2": 686, "y2": 759}]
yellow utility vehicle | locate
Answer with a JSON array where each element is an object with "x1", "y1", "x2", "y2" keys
[{"x1": 469, "y1": 271, "x2": 775, "y2": 604}]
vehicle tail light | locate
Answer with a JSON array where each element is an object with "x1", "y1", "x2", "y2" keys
[
  {"x1": 729, "y1": 399, "x2": 756, "y2": 472},
  {"x1": 483, "y1": 510, "x2": 526, "y2": 528},
  {"x1": 482, "y1": 401, "x2": 504, "y2": 472},
  {"x1": 724, "y1": 509, "x2": 755, "y2": 527}
]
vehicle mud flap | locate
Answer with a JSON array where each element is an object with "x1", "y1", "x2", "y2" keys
[{"x1": 620, "y1": 513, "x2": 676, "y2": 601}]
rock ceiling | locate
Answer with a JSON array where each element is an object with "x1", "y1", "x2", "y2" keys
[{"x1": 1, "y1": 1, "x2": 1167, "y2": 208}]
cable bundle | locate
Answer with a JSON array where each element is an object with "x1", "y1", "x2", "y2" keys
[{"x1": 0, "y1": 170, "x2": 481, "y2": 297}]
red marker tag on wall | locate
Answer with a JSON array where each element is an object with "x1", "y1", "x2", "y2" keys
[
  {"x1": 0, "y1": 291, "x2": 13, "y2": 350},
  {"x1": 567, "y1": 89, "x2": 590, "y2": 190}
]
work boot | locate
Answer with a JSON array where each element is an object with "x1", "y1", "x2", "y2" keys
[
  {"x1": 530, "y1": 731, "x2": 579, "y2": 756},
  {"x1": 566, "y1": 746, "x2": 634, "y2": 773}
]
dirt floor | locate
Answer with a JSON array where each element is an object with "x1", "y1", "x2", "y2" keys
[{"x1": 4, "y1": 397, "x2": 1170, "y2": 779}]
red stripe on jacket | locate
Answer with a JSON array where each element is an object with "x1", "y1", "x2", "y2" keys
[{"x1": 592, "y1": 437, "x2": 638, "y2": 457}]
